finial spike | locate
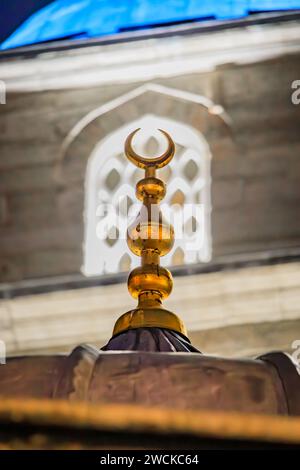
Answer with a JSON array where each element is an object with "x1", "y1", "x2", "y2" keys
[{"x1": 112, "y1": 129, "x2": 188, "y2": 338}]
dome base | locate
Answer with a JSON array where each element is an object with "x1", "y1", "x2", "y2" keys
[
  {"x1": 102, "y1": 327, "x2": 200, "y2": 352},
  {"x1": 112, "y1": 307, "x2": 187, "y2": 338}
]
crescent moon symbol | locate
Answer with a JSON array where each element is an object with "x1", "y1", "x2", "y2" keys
[{"x1": 124, "y1": 128, "x2": 175, "y2": 170}]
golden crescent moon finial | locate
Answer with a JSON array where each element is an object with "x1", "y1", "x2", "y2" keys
[
  {"x1": 124, "y1": 128, "x2": 175, "y2": 170},
  {"x1": 112, "y1": 126, "x2": 188, "y2": 339}
]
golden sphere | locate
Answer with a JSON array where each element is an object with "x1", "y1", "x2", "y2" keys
[
  {"x1": 127, "y1": 218, "x2": 174, "y2": 257},
  {"x1": 136, "y1": 177, "x2": 166, "y2": 202},
  {"x1": 128, "y1": 265, "x2": 173, "y2": 300}
]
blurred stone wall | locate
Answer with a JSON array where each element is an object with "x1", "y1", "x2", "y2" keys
[
  {"x1": 1, "y1": 49, "x2": 300, "y2": 282},
  {"x1": 1, "y1": 261, "x2": 300, "y2": 357}
]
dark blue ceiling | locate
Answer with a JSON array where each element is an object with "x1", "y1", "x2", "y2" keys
[{"x1": 1, "y1": 0, "x2": 300, "y2": 50}]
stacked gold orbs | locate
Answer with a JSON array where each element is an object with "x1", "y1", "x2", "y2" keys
[{"x1": 127, "y1": 178, "x2": 174, "y2": 303}]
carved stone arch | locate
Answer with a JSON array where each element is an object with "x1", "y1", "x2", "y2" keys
[
  {"x1": 58, "y1": 84, "x2": 232, "y2": 275},
  {"x1": 60, "y1": 84, "x2": 230, "y2": 186}
]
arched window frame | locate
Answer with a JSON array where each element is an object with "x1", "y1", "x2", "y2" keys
[{"x1": 83, "y1": 114, "x2": 212, "y2": 276}]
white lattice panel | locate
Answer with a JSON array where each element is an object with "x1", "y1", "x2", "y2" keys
[{"x1": 83, "y1": 114, "x2": 211, "y2": 275}]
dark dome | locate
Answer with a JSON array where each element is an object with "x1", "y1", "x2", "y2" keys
[{"x1": 102, "y1": 327, "x2": 200, "y2": 352}]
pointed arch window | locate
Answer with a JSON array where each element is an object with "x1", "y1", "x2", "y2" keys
[{"x1": 83, "y1": 114, "x2": 211, "y2": 275}]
